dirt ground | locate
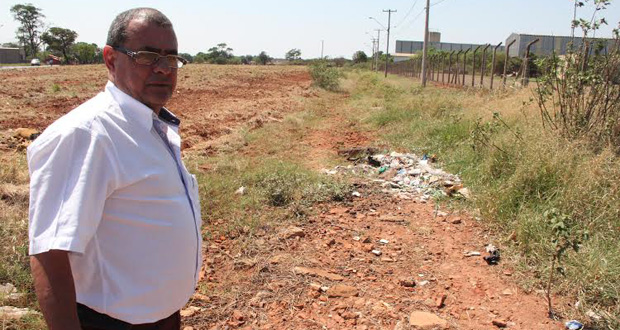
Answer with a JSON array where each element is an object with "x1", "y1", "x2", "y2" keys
[{"x1": 0, "y1": 65, "x2": 563, "y2": 329}]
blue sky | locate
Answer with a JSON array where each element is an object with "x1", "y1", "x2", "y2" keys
[{"x1": 1, "y1": 0, "x2": 618, "y2": 59}]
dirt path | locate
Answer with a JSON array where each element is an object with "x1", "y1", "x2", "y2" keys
[{"x1": 184, "y1": 90, "x2": 563, "y2": 330}]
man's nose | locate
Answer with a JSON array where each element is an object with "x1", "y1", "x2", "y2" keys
[{"x1": 153, "y1": 57, "x2": 172, "y2": 74}]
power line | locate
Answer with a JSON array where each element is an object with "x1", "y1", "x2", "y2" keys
[
  {"x1": 394, "y1": 7, "x2": 425, "y2": 35},
  {"x1": 394, "y1": 0, "x2": 420, "y2": 28},
  {"x1": 430, "y1": 0, "x2": 450, "y2": 7}
]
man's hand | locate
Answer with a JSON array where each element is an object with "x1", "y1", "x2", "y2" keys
[{"x1": 31, "y1": 250, "x2": 81, "y2": 330}]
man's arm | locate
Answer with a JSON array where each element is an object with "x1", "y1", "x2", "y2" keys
[{"x1": 31, "y1": 250, "x2": 81, "y2": 330}]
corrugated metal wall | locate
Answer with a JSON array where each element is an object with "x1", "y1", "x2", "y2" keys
[
  {"x1": 0, "y1": 48, "x2": 24, "y2": 64},
  {"x1": 396, "y1": 40, "x2": 505, "y2": 54},
  {"x1": 507, "y1": 34, "x2": 616, "y2": 57}
]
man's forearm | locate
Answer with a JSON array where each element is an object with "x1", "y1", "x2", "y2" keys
[{"x1": 31, "y1": 250, "x2": 81, "y2": 330}]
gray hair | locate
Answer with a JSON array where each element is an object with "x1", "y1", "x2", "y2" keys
[{"x1": 106, "y1": 8, "x2": 173, "y2": 47}]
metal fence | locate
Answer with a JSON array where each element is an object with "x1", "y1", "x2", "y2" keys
[{"x1": 384, "y1": 39, "x2": 541, "y2": 89}]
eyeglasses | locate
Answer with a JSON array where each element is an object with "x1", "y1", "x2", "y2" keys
[{"x1": 112, "y1": 46, "x2": 188, "y2": 69}]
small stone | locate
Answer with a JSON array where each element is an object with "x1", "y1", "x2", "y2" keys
[
  {"x1": 492, "y1": 319, "x2": 508, "y2": 328},
  {"x1": 232, "y1": 309, "x2": 244, "y2": 321},
  {"x1": 435, "y1": 294, "x2": 447, "y2": 308},
  {"x1": 180, "y1": 306, "x2": 203, "y2": 317},
  {"x1": 399, "y1": 278, "x2": 416, "y2": 288},
  {"x1": 362, "y1": 237, "x2": 372, "y2": 244},
  {"x1": 409, "y1": 311, "x2": 448, "y2": 329},
  {"x1": 327, "y1": 285, "x2": 359, "y2": 298},
  {"x1": 341, "y1": 312, "x2": 359, "y2": 320},
  {"x1": 353, "y1": 236, "x2": 361, "y2": 241},
  {"x1": 371, "y1": 250, "x2": 382, "y2": 256},
  {"x1": 451, "y1": 218, "x2": 462, "y2": 224},
  {"x1": 280, "y1": 226, "x2": 305, "y2": 239},
  {"x1": 327, "y1": 239, "x2": 336, "y2": 247},
  {"x1": 464, "y1": 251, "x2": 481, "y2": 257},
  {"x1": 502, "y1": 289, "x2": 513, "y2": 296},
  {"x1": 293, "y1": 267, "x2": 345, "y2": 281},
  {"x1": 309, "y1": 283, "x2": 322, "y2": 291},
  {"x1": 0, "y1": 306, "x2": 37, "y2": 320},
  {"x1": 352, "y1": 191, "x2": 362, "y2": 197},
  {"x1": 418, "y1": 280, "x2": 429, "y2": 286},
  {"x1": 379, "y1": 239, "x2": 389, "y2": 244}
]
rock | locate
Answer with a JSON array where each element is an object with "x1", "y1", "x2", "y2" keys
[
  {"x1": 458, "y1": 187, "x2": 471, "y2": 199},
  {"x1": 371, "y1": 250, "x2": 382, "y2": 256},
  {"x1": 232, "y1": 309, "x2": 244, "y2": 321},
  {"x1": 192, "y1": 292, "x2": 210, "y2": 302},
  {"x1": 14, "y1": 128, "x2": 39, "y2": 140},
  {"x1": 0, "y1": 306, "x2": 37, "y2": 320},
  {"x1": 435, "y1": 294, "x2": 447, "y2": 308},
  {"x1": 492, "y1": 319, "x2": 508, "y2": 328},
  {"x1": 398, "y1": 278, "x2": 416, "y2": 288},
  {"x1": 408, "y1": 311, "x2": 449, "y2": 329},
  {"x1": 0, "y1": 283, "x2": 16, "y2": 295},
  {"x1": 502, "y1": 289, "x2": 513, "y2": 296},
  {"x1": 362, "y1": 237, "x2": 372, "y2": 244},
  {"x1": 450, "y1": 218, "x2": 462, "y2": 224},
  {"x1": 280, "y1": 226, "x2": 305, "y2": 239},
  {"x1": 379, "y1": 239, "x2": 389, "y2": 244},
  {"x1": 341, "y1": 311, "x2": 359, "y2": 320},
  {"x1": 352, "y1": 191, "x2": 362, "y2": 197},
  {"x1": 293, "y1": 267, "x2": 345, "y2": 281},
  {"x1": 327, "y1": 284, "x2": 359, "y2": 298},
  {"x1": 180, "y1": 306, "x2": 203, "y2": 317}
]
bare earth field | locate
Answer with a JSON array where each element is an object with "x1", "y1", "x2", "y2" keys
[{"x1": 0, "y1": 65, "x2": 564, "y2": 329}]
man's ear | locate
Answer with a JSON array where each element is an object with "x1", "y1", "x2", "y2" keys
[{"x1": 103, "y1": 45, "x2": 116, "y2": 74}]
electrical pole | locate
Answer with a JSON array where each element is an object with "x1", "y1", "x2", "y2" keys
[
  {"x1": 375, "y1": 29, "x2": 381, "y2": 72},
  {"x1": 321, "y1": 40, "x2": 324, "y2": 59},
  {"x1": 383, "y1": 9, "x2": 396, "y2": 78},
  {"x1": 421, "y1": 0, "x2": 430, "y2": 87}
]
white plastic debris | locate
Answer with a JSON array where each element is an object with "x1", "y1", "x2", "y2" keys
[
  {"x1": 235, "y1": 186, "x2": 246, "y2": 195},
  {"x1": 464, "y1": 251, "x2": 481, "y2": 257},
  {"x1": 371, "y1": 250, "x2": 382, "y2": 256},
  {"x1": 352, "y1": 191, "x2": 362, "y2": 197},
  {"x1": 379, "y1": 239, "x2": 389, "y2": 245}
]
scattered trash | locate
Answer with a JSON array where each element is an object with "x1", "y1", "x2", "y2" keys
[
  {"x1": 484, "y1": 244, "x2": 501, "y2": 265},
  {"x1": 235, "y1": 186, "x2": 246, "y2": 195},
  {"x1": 324, "y1": 150, "x2": 467, "y2": 201},
  {"x1": 565, "y1": 320, "x2": 584, "y2": 330},
  {"x1": 379, "y1": 239, "x2": 389, "y2": 245},
  {"x1": 352, "y1": 191, "x2": 362, "y2": 197},
  {"x1": 353, "y1": 236, "x2": 361, "y2": 241},
  {"x1": 418, "y1": 280, "x2": 429, "y2": 286},
  {"x1": 371, "y1": 250, "x2": 382, "y2": 256},
  {"x1": 586, "y1": 309, "x2": 602, "y2": 321},
  {"x1": 464, "y1": 251, "x2": 481, "y2": 257}
]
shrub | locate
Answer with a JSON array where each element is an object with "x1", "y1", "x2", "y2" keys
[{"x1": 309, "y1": 60, "x2": 342, "y2": 91}]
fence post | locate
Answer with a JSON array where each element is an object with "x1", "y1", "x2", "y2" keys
[
  {"x1": 490, "y1": 42, "x2": 503, "y2": 90},
  {"x1": 454, "y1": 50, "x2": 462, "y2": 84},
  {"x1": 503, "y1": 39, "x2": 516, "y2": 87},
  {"x1": 462, "y1": 49, "x2": 470, "y2": 86},
  {"x1": 480, "y1": 44, "x2": 491, "y2": 87},
  {"x1": 522, "y1": 38, "x2": 540, "y2": 86},
  {"x1": 472, "y1": 45, "x2": 481, "y2": 87},
  {"x1": 448, "y1": 51, "x2": 454, "y2": 85}
]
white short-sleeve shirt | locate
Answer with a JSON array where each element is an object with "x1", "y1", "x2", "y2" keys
[{"x1": 27, "y1": 81, "x2": 202, "y2": 324}]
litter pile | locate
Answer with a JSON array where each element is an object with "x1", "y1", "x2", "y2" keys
[{"x1": 322, "y1": 150, "x2": 471, "y2": 201}]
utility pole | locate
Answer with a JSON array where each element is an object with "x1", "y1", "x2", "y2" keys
[
  {"x1": 421, "y1": 0, "x2": 430, "y2": 87},
  {"x1": 321, "y1": 40, "x2": 324, "y2": 59},
  {"x1": 375, "y1": 29, "x2": 381, "y2": 72},
  {"x1": 383, "y1": 9, "x2": 396, "y2": 78}
]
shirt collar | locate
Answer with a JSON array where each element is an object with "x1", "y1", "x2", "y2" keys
[{"x1": 105, "y1": 81, "x2": 180, "y2": 130}]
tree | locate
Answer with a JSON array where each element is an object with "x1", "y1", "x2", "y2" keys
[
  {"x1": 71, "y1": 42, "x2": 101, "y2": 64},
  {"x1": 193, "y1": 52, "x2": 208, "y2": 63},
  {"x1": 256, "y1": 51, "x2": 272, "y2": 65},
  {"x1": 352, "y1": 50, "x2": 368, "y2": 64},
  {"x1": 240, "y1": 55, "x2": 254, "y2": 65},
  {"x1": 41, "y1": 27, "x2": 77, "y2": 63},
  {"x1": 178, "y1": 53, "x2": 193, "y2": 63},
  {"x1": 285, "y1": 48, "x2": 301, "y2": 61},
  {"x1": 10, "y1": 4, "x2": 45, "y2": 58},
  {"x1": 206, "y1": 43, "x2": 234, "y2": 64}
]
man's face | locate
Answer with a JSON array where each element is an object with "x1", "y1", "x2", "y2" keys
[{"x1": 106, "y1": 20, "x2": 178, "y2": 111}]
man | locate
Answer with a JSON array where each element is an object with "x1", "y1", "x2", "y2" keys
[{"x1": 27, "y1": 8, "x2": 201, "y2": 330}]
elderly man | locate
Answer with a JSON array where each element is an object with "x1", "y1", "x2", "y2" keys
[{"x1": 27, "y1": 8, "x2": 201, "y2": 330}]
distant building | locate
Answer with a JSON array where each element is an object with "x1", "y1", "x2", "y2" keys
[
  {"x1": 394, "y1": 32, "x2": 504, "y2": 63},
  {"x1": 505, "y1": 33, "x2": 617, "y2": 58},
  {"x1": 0, "y1": 47, "x2": 26, "y2": 64}
]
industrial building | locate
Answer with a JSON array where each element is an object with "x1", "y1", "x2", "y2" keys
[
  {"x1": 394, "y1": 32, "x2": 504, "y2": 62},
  {"x1": 394, "y1": 32, "x2": 616, "y2": 61},
  {"x1": 0, "y1": 47, "x2": 26, "y2": 64},
  {"x1": 505, "y1": 33, "x2": 616, "y2": 57}
]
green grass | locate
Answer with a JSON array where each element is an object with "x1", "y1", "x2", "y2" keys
[{"x1": 343, "y1": 70, "x2": 620, "y2": 328}]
